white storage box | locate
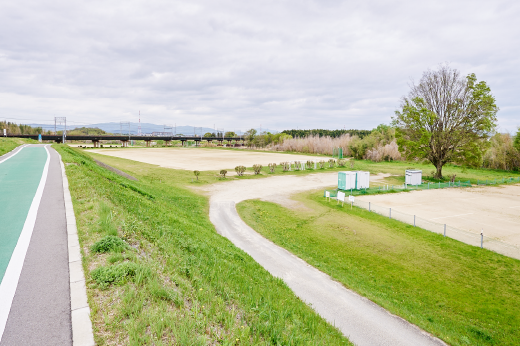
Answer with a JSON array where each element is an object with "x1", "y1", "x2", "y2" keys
[
  {"x1": 355, "y1": 171, "x2": 370, "y2": 189},
  {"x1": 338, "y1": 171, "x2": 357, "y2": 190},
  {"x1": 338, "y1": 171, "x2": 370, "y2": 190},
  {"x1": 405, "y1": 170, "x2": 422, "y2": 185}
]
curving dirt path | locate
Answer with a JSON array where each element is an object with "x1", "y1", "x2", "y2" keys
[{"x1": 198, "y1": 173, "x2": 446, "y2": 346}]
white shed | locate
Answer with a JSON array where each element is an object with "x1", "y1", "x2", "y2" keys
[
  {"x1": 338, "y1": 171, "x2": 370, "y2": 190},
  {"x1": 338, "y1": 171, "x2": 357, "y2": 190},
  {"x1": 405, "y1": 170, "x2": 422, "y2": 185},
  {"x1": 355, "y1": 171, "x2": 370, "y2": 189}
]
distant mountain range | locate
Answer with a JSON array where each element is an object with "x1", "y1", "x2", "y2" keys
[{"x1": 28, "y1": 122, "x2": 276, "y2": 135}]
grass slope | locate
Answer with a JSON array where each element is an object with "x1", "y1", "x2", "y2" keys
[
  {"x1": 237, "y1": 193, "x2": 520, "y2": 346},
  {"x1": 56, "y1": 145, "x2": 349, "y2": 345},
  {"x1": 0, "y1": 137, "x2": 38, "y2": 156}
]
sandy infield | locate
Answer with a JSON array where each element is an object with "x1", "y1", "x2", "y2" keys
[
  {"x1": 89, "y1": 148, "x2": 329, "y2": 171},
  {"x1": 357, "y1": 184, "x2": 520, "y2": 246}
]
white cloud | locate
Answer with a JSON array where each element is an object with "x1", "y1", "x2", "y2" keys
[{"x1": 0, "y1": 0, "x2": 518, "y2": 132}]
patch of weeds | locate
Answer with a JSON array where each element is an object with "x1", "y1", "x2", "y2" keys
[
  {"x1": 107, "y1": 252, "x2": 134, "y2": 264},
  {"x1": 469, "y1": 327, "x2": 494, "y2": 343},
  {"x1": 91, "y1": 262, "x2": 145, "y2": 288},
  {"x1": 99, "y1": 202, "x2": 118, "y2": 236},
  {"x1": 148, "y1": 279, "x2": 181, "y2": 305},
  {"x1": 91, "y1": 235, "x2": 128, "y2": 253}
]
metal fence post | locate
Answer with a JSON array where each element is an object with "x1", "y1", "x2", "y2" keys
[
  {"x1": 414, "y1": 215, "x2": 416, "y2": 227},
  {"x1": 444, "y1": 224, "x2": 446, "y2": 237},
  {"x1": 481, "y1": 230, "x2": 483, "y2": 248},
  {"x1": 389, "y1": 208, "x2": 391, "y2": 219},
  {"x1": 369, "y1": 202, "x2": 371, "y2": 212}
]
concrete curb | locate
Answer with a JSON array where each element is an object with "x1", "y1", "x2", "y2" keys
[{"x1": 59, "y1": 155, "x2": 95, "y2": 346}]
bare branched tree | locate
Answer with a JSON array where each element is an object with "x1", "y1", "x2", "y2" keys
[{"x1": 393, "y1": 65, "x2": 498, "y2": 179}]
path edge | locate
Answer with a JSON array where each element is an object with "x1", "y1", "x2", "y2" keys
[{"x1": 58, "y1": 152, "x2": 95, "y2": 346}]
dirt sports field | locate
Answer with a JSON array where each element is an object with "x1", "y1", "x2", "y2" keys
[
  {"x1": 358, "y1": 184, "x2": 520, "y2": 247},
  {"x1": 90, "y1": 147, "x2": 325, "y2": 171}
]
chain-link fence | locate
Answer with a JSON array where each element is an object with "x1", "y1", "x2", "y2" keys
[
  {"x1": 324, "y1": 180, "x2": 475, "y2": 198},
  {"x1": 325, "y1": 177, "x2": 520, "y2": 199},
  {"x1": 338, "y1": 197, "x2": 520, "y2": 260},
  {"x1": 476, "y1": 177, "x2": 520, "y2": 185}
]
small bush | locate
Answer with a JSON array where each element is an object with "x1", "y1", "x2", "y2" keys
[
  {"x1": 220, "y1": 169, "x2": 227, "y2": 178},
  {"x1": 294, "y1": 161, "x2": 301, "y2": 171},
  {"x1": 235, "y1": 166, "x2": 246, "y2": 176},
  {"x1": 318, "y1": 160, "x2": 325, "y2": 169},
  {"x1": 91, "y1": 235, "x2": 129, "y2": 253},
  {"x1": 280, "y1": 162, "x2": 290, "y2": 172},
  {"x1": 338, "y1": 159, "x2": 347, "y2": 167},
  {"x1": 253, "y1": 164, "x2": 263, "y2": 175},
  {"x1": 328, "y1": 159, "x2": 336, "y2": 168},
  {"x1": 268, "y1": 163, "x2": 277, "y2": 173},
  {"x1": 193, "y1": 170, "x2": 200, "y2": 181},
  {"x1": 306, "y1": 160, "x2": 314, "y2": 169},
  {"x1": 91, "y1": 262, "x2": 141, "y2": 288}
]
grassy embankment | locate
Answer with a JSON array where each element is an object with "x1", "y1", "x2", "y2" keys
[
  {"x1": 55, "y1": 145, "x2": 349, "y2": 345},
  {"x1": 237, "y1": 193, "x2": 520, "y2": 346},
  {"x1": 0, "y1": 137, "x2": 38, "y2": 156}
]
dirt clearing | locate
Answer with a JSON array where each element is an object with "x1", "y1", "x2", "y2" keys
[
  {"x1": 357, "y1": 184, "x2": 520, "y2": 246},
  {"x1": 90, "y1": 147, "x2": 327, "y2": 171}
]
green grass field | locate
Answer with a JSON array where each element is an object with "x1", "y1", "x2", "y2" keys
[
  {"x1": 55, "y1": 145, "x2": 350, "y2": 345},
  {"x1": 237, "y1": 193, "x2": 520, "y2": 346}
]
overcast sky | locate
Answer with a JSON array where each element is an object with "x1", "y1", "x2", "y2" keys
[{"x1": 1, "y1": 0, "x2": 519, "y2": 132}]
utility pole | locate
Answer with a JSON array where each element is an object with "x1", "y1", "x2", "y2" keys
[
  {"x1": 55, "y1": 117, "x2": 66, "y2": 143},
  {"x1": 138, "y1": 111, "x2": 142, "y2": 135}
]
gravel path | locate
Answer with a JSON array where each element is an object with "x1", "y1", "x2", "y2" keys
[{"x1": 200, "y1": 173, "x2": 447, "y2": 346}]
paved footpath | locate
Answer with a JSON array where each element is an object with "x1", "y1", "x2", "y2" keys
[
  {"x1": 204, "y1": 176, "x2": 447, "y2": 346},
  {"x1": 0, "y1": 145, "x2": 74, "y2": 345}
]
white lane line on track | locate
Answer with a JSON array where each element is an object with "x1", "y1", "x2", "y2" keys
[
  {"x1": 0, "y1": 145, "x2": 50, "y2": 343},
  {"x1": 0, "y1": 145, "x2": 26, "y2": 164}
]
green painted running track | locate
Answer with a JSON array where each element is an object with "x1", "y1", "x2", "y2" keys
[{"x1": 0, "y1": 147, "x2": 48, "y2": 283}]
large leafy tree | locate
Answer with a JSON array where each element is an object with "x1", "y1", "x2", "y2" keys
[
  {"x1": 392, "y1": 65, "x2": 498, "y2": 179},
  {"x1": 514, "y1": 128, "x2": 520, "y2": 151}
]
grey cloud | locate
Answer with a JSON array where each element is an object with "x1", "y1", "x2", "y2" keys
[{"x1": 0, "y1": 0, "x2": 519, "y2": 132}]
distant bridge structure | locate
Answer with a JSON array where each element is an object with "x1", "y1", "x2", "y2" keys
[{"x1": 4, "y1": 134, "x2": 245, "y2": 148}]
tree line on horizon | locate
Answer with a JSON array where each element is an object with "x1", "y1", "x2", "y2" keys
[
  {"x1": 0, "y1": 121, "x2": 53, "y2": 135},
  {"x1": 281, "y1": 129, "x2": 372, "y2": 139},
  {"x1": 0, "y1": 122, "x2": 109, "y2": 136}
]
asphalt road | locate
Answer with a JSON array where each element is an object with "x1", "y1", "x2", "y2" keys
[
  {"x1": 207, "y1": 175, "x2": 448, "y2": 346},
  {"x1": 0, "y1": 146, "x2": 72, "y2": 345}
]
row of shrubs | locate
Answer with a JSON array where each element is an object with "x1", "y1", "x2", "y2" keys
[{"x1": 193, "y1": 158, "x2": 352, "y2": 180}]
